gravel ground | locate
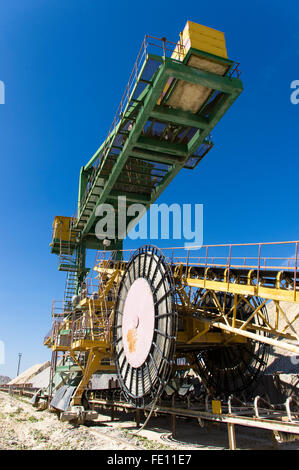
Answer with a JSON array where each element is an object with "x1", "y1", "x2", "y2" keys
[
  {"x1": 0, "y1": 391, "x2": 299, "y2": 451},
  {"x1": 0, "y1": 392, "x2": 148, "y2": 450}
]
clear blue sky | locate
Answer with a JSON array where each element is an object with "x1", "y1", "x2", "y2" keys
[{"x1": 0, "y1": 0, "x2": 298, "y2": 378}]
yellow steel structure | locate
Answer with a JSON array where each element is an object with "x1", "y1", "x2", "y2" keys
[
  {"x1": 44, "y1": 20, "x2": 299, "y2": 408},
  {"x1": 45, "y1": 240, "x2": 299, "y2": 408},
  {"x1": 173, "y1": 20, "x2": 228, "y2": 60},
  {"x1": 51, "y1": 216, "x2": 75, "y2": 244},
  {"x1": 48, "y1": 251, "x2": 299, "y2": 353},
  {"x1": 91, "y1": 243, "x2": 299, "y2": 356},
  {"x1": 47, "y1": 260, "x2": 124, "y2": 406},
  {"x1": 173, "y1": 267, "x2": 299, "y2": 355}
]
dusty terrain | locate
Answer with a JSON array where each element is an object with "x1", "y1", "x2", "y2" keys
[
  {"x1": 0, "y1": 391, "x2": 298, "y2": 451},
  {"x1": 0, "y1": 376, "x2": 11, "y2": 385}
]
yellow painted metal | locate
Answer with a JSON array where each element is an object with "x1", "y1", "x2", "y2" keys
[
  {"x1": 177, "y1": 329, "x2": 247, "y2": 345},
  {"x1": 70, "y1": 338, "x2": 108, "y2": 351},
  {"x1": 172, "y1": 20, "x2": 228, "y2": 60},
  {"x1": 48, "y1": 249, "x2": 299, "y2": 406},
  {"x1": 47, "y1": 261, "x2": 122, "y2": 408},
  {"x1": 171, "y1": 264, "x2": 299, "y2": 355},
  {"x1": 212, "y1": 400, "x2": 222, "y2": 414},
  {"x1": 79, "y1": 298, "x2": 115, "y2": 312},
  {"x1": 69, "y1": 352, "x2": 84, "y2": 372},
  {"x1": 51, "y1": 345, "x2": 70, "y2": 352},
  {"x1": 223, "y1": 316, "x2": 296, "y2": 341},
  {"x1": 93, "y1": 263, "x2": 299, "y2": 353},
  {"x1": 51, "y1": 215, "x2": 76, "y2": 244},
  {"x1": 274, "y1": 301, "x2": 299, "y2": 342},
  {"x1": 182, "y1": 275, "x2": 299, "y2": 304},
  {"x1": 157, "y1": 20, "x2": 230, "y2": 109},
  {"x1": 71, "y1": 349, "x2": 104, "y2": 405},
  {"x1": 232, "y1": 294, "x2": 238, "y2": 328},
  {"x1": 44, "y1": 336, "x2": 51, "y2": 347},
  {"x1": 174, "y1": 276, "x2": 248, "y2": 347},
  {"x1": 213, "y1": 322, "x2": 299, "y2": 355},
  {"x1": 93, "y1": 264, "x2": 125, "y2": 277}
]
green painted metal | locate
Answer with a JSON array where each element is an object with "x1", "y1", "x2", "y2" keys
[
  {"x1": 77, "y1": 57, "x2": 242, "y2": 241},
  {"x1": 55, "y1": 365, "x2": 82, "y2": 372},
  {"x1": 52, "y1": 38, "x2": 243, "y2": 300},
  {"x1": 164, "y1": 58, "x2": 243, "y2": 94},
  {"x1": 150, "y1": 105, "x2": 209, "y2": 129},
  {"x1": 78, "y1": 167, "x2": 88, "y2": 215},
  {"x1": 136, "y1": 135, "x2": 188, "y2": 157},
  {"x1": 80, "y1": 63, "x2": 168, "y2": 236}
]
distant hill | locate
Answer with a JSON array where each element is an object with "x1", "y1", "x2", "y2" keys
[{"x1": 0, "y1": 376, "x2": 11, "y2": 385}]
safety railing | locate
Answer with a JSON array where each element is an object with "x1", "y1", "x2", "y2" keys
[
  {"x1": 167, "y1": 241, "x2": 299, "y2": 302},
  {"x1": 77, "y1": 33, "x2": 242, "y2": 223},
  {"x1": 228, "y1": 61, "x2": 241, "y2": 79},
  {"x1": 81, "y1": 250, "x2": 124, "y2": 298},
  {"x1": 162, "y1": 240, "x2": 299, "y2": 270},
  {"x1": 44, "y1": 300, "x2": 70, "y2": 345},
  {"x1": 71, "y1": 312, "x2": 110, "y2": 343},
  {"x1": 78, "y1": 36, "x2": 186, "y2": 216},
  {"x1": 43, "y1": 328, "x2": 53, "y2": 345},
  {"x1": 95, "y1": 240, "x2": 299, "y2": 290}
]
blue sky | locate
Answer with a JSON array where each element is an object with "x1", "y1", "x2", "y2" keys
[{"x1": 0, "y1": 0, "x2": 298, "y2": 378}]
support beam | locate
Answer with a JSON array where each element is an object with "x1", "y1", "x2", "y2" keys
[
  {"x1": 130, "y1": 148, "x2": 185, "y2": 165},
  {"x1": 83, "y1": 60, "x2": 153, "y2": 172},
  {"x1": 171, "y1": 413, "x2": 177, "y2": 438},
  {"x1": 80, "y1": 54, "x2": 243, "y2": 236},
  {"x1": 82, "y1": 64, "x2": 169, "y2": 235},
  {"x1": 228, "y1": 423, "x2": 237, "y2": 450},
  {"x1": 150, "y1": 163, "x2": 183, "y2": 203},
  {"x1": 150, "y1": 104, "x2": 209, "y2": 129},
  {"x1": 187, "y1": 91, "x2": 241, "y2": 154},
  {"x1": 212, "y1": 321, "x2": 299, "y2": 355},
  {"x1": 78, "y1": 167, "x2": 88, "y2": 216},
  {"x1": 165, "y1": 57, "x2": 243, "y2": 95},
  {"x1": 108, "y1": 191, "x2": 151, "y2": 203},
  {"x1": 136, "y1": 135, "x2": 188, "y2": 157},
  {"x1": 71, "y1": 349, "x2": 102, "y2": 405},
  {"x1": 84, "y1": 127, "x2": 117, "y2": 171}
]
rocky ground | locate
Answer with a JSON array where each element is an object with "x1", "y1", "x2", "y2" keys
[
  {"x1": 0, "y1": 391, "x2": 142, "y2": 450},
  {"x1": 1, "y1": 391, "x2": 299, "y2": 450}
]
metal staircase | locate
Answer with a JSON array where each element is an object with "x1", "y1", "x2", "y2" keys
[
  {"x1": 57, "y1": 221, "x2": 82, "y2": 312},
  {"x1": 58, "y1": 222, "x2": 80, "y2": 272},
  {"x1": 63, "y1": 270, "x2": 78, "y2": 312}
]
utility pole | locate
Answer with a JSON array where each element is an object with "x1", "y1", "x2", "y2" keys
[{"x1": 17, "y1": 353, "x2": 22, "y2": 377}]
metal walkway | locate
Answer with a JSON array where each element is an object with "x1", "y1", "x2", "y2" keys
[
  {"x1": 93, "y1": 240, "x2": 299, "y2": 357},
  {"x1": 75, "y1": 36, "x2": 242, "y2": 246}
]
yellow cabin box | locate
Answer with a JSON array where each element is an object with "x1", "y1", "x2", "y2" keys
[
  {"x1": 172, "y1": 20, "x2": 228, "y2": 61},
  {"x1": 52, "y1": 216, "x2": 76, "y2": 243},
  {"x1": 184, "y1": 21, "x2": 227, "y2": 59},
  {"x1": 158, "y1": 21, "x2": 230, "y2": 112}
]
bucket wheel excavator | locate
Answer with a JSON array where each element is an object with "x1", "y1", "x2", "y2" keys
[{"x1": 38, "y1": 21, "x2": 299, "y2": 425}]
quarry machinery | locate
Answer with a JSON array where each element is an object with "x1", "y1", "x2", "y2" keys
[{"x1": 41, "y1": 21, "x2": 299, "y2": 423}]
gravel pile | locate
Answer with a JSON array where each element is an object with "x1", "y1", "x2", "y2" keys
[{"x1": 0, "y1": 376, "x2": 11, "y2": 385}]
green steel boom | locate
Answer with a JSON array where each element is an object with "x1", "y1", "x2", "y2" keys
[
  {"x1": 50, "y1": 27, "x2": 243, "y2": 298},
  {"x1": 77, "y1": 50, "x2": 242, "y2": 246}
]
